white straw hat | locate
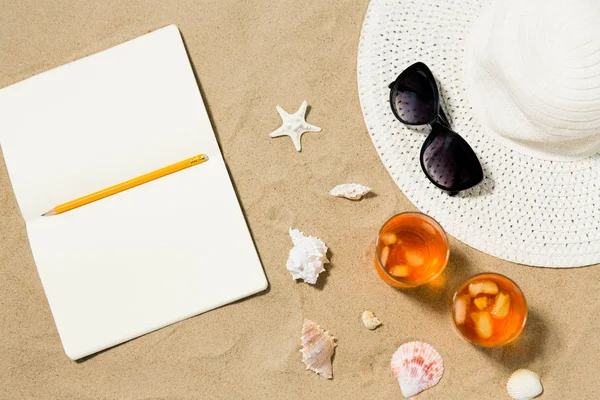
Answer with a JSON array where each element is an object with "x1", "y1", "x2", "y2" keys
[
  {"x1": 357, "y1": 0, "x2": 600, "y2": 267},
  {"x1": 466, "y1": 0, "x2": 600, "y2": 160}
]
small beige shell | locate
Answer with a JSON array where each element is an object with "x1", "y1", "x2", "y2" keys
[
  {"x1": 300, "y1": 319, "x2": 337, "y2": 379},
  {"x1": 361, "y1": 311, "x2": 382, "y2": 330},
  {"x1": 329, "y1": 183, "x2": 372, "y2": 200},
  {"x1": 506, "y1": 369, "x2": 543, "y2": 400},
  {"x1": 391, "y1": 341, "x2": 444, "y2": 398}
]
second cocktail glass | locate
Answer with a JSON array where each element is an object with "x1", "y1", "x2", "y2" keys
[{"x1": 451, "y1": 273, "x2": 528, "y2": 347}]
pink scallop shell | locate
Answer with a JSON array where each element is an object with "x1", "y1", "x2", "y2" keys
[{"x1": 391, "y1": 341, "x2": 444, "y2": 398}]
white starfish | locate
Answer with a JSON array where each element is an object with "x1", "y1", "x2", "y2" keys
[{"x1": 269, "y1": 100, "x2": 321, "y2": 152}]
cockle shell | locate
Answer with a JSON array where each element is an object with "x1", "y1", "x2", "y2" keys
[
  {"x1": 391, "y1": 342, "x2": 444, "y2": 398},
  {"x1": 286, "y1": 228, "x2": 329, "y2": 284},
  {"x1": 361, "y1": 311, "x2": 382, "y2": 330},
  {"x1": 328, "y1": 183, "x2": 372, "y2": 200},
  {"x1": 506, "y1": 369, "x2": 543, "y2": 400},
  {"x1": 300, "y1": 319, "x2": 337, "y2": 379}
]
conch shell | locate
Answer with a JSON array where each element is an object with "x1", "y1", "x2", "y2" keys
[
  {"x1": 300, "y1": 319, "x2": 337, "y2": 379},
  {"x1": 286, "y1": 228, "x2": 329, "y2": 284},
  {"x1": 329, "y1": 183, "x2": 372, "y2": 200},
  {"x1": 506, "y1": 369, "x2": 543, "y2": 400},
  {"x1": 391, "y1": 341, "x2": 444, "y2": 398}
]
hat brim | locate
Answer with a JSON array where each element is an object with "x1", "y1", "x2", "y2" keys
[{"x1": 357, "y1": 0, "x2": 600, "y2": 267}]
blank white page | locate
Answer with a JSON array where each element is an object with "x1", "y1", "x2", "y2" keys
[{"x1": 0, "y1": 25, "x2": 267, "y2": 359}]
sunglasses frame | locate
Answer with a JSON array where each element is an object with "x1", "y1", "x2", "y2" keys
[
  {"x1": 388, "y1": 62, "x2": 443, "y2": 126},
  {"x1": 388, "y1": 62, "x2": 483, "y2": 193}
]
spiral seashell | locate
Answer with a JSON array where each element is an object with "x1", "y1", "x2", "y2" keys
[
  {"x1": 286, "y1": 228, "x2": 329, "y2": 284},
  {"x1": 300, "y1": 320, "x2": 337, "y2": 379}
]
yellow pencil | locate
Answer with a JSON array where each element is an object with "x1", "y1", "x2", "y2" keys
[{"x1": 42, "y1": 154, "x2": 208, "y2": 216}]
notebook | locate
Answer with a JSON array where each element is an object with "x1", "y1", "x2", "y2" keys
[{"x1": 0, "y1": 25, "x2": 268, "y2": 360}]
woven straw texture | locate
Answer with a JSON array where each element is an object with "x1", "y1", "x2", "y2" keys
[{"x1": 357, "y1": 0, "x2": 600, "y2": 267}]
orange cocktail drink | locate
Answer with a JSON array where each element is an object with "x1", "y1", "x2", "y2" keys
[
  {"x1": 451, "y1": 273, "x2": 527, "y2": 347},
  {"x1": 374, "y1": 212, "x2": 449, "y2": 288}
]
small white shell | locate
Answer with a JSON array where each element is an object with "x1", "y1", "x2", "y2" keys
[
  {"x1": 329, "y1": 183, "x2": 372, "y2": 200},
  {"x1": 361, "y1": 311, "x2": 382, "y2": 330},
  {"x1": 300, "y1": 319, "x2": 337, "y2": 379},
  {"x1": 506, "y1": 369, "x2": 543, "y2": 400},
  {"x1": 286, "y1": 228, "x2": 329, "y2": 284},
  {"x1": 391, "y1": 341, "x2": 444, "y2": 398}
]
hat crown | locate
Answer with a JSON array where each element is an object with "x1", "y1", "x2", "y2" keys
[{"x1": 466, "y1": 0, "x2": 600, "y2": 160}]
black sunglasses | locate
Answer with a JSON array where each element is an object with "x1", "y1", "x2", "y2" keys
[{"x1": 389, "y1": 62, "x2": 483, "y2": 194}]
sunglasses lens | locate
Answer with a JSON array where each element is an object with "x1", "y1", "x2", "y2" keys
[
  {"x1": 421, "y1": 128, "x2": 483, "y2": 191},
  {"x1": 391, "y1": 69, "x2": 436, "y2": 125}
]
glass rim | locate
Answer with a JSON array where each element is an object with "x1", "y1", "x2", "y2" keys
[
  {"x1": 450, "y1": 272, "x2": 528, "y2": 348},
  {"x1": 375, "y1": 211, "x2": 450, "y2": 287}
]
